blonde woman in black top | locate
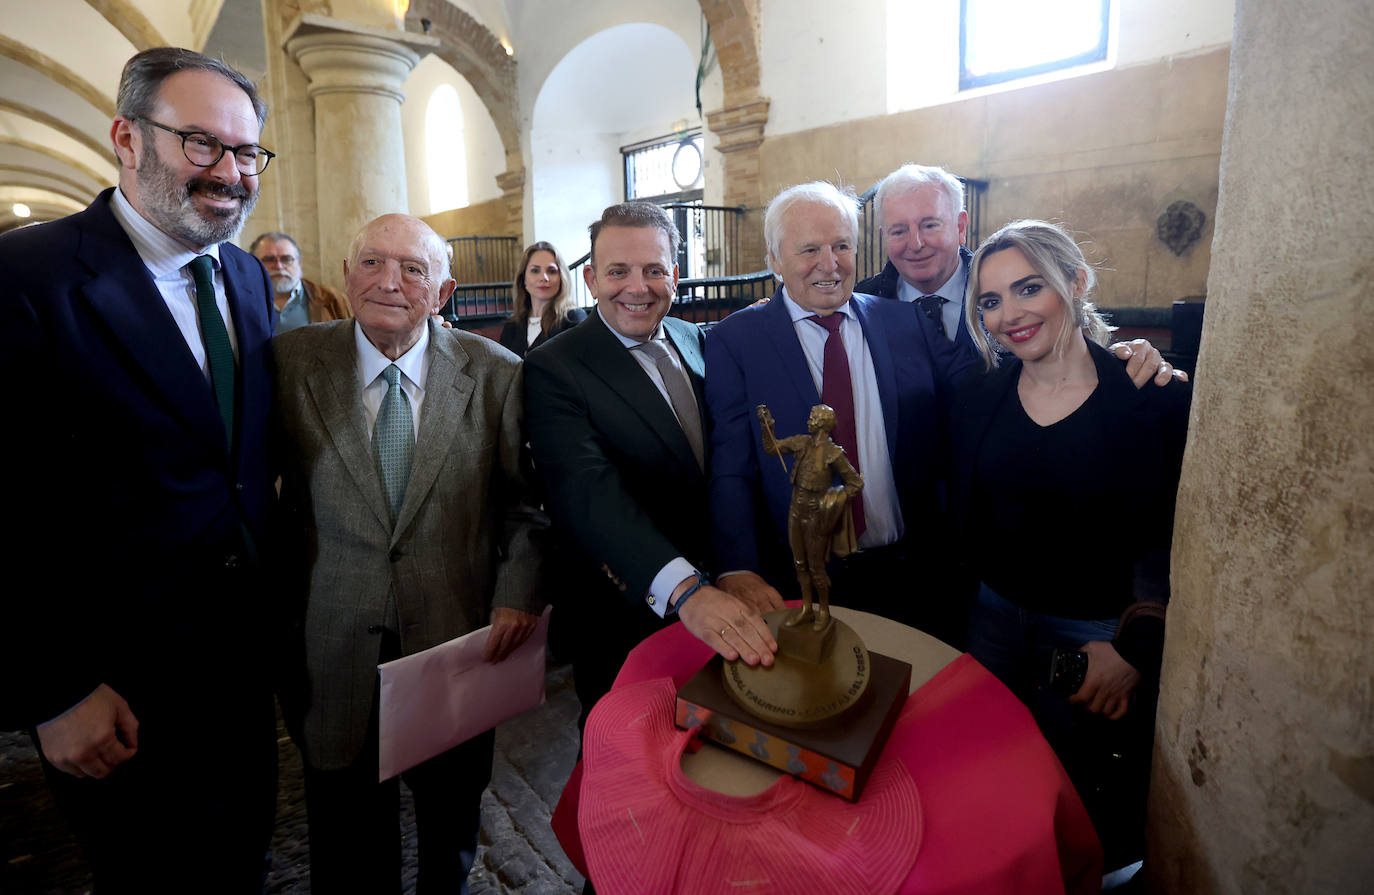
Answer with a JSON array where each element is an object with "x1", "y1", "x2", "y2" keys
[{"x1": 950, "y1": 219, "x2": 1191, "y2": 867}]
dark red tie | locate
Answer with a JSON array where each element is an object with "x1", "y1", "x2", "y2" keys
[{"x1": 808, "y1": 313, "x2": 865, "y2": 536}]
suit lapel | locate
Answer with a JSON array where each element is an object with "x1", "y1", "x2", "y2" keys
[
  {"x1": 849, "y1": 296, "x2": 901, "y2": 462},
  {"x1": 304, "y1": 323, "x2": 392, "y2": 530},
  {"x1": 581, "y1": 311, "x2": 700, "y2": 477},
  {"x1": 954, "y1": 247, "x2": 974, "y2": 351},
  {"x1": 762, "y1": 289, "x2": 823, "y2": 414},
  {"x1": 222, "y1": 247, "x2": 272, "y2": 468},
  {"x1": 665, "y1": 315, "x2": 707, "y2": 413},
  {"x1": 394, "y1": 321, "x2": 475, "y2": 540},
  {"x1": 75, "y1": 198, "x2": 228, "y2": 457}
]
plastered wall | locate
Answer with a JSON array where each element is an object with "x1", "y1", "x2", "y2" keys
[
  {"x1": 422, "y1": 194, "x2": 514, "y2": 240},
  {"x1": 757, "y1": 48, "x2": 1229, "y2": 306}
]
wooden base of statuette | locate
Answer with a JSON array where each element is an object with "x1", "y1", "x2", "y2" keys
[{"x1": 675, "y1": 649, "x2": 912, "y2": 802}]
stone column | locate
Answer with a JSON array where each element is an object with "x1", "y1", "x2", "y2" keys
[
  {"x1": 287, "y1": 20, "x2": 434, "y2": 289},
  {"x1": 706, "y1": 97, "x2": 769, "y2": 273},
  {"x1": 1146, "y1": 1, "x2": 1374, "y2": 892},
  {"x1": 494, "y1": 165, "x2": 525, "y2": 239}
]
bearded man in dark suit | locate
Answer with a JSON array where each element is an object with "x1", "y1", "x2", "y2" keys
[{"x1": 0, "y1": 47, "x2": 279, "y2": 891}]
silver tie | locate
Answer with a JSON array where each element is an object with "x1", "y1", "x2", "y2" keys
[{"x1": 636, "y1": 340, "x2": 705, "y2": 471}]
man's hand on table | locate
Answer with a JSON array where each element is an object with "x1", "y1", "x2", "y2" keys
[
  {"x1": 674, "y1": 578, "x2": 778, "y2": 666},
  {"x1": 716, "y1": 571, "x2": 787, "y2": 614}
]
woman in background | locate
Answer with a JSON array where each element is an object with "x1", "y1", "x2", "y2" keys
[
  {"x1": 499, "y1": 241, "x2": 585, "y2": 357},
  {"x1": 951, "y1": 219, "x2": 1191, "y2": 867}
]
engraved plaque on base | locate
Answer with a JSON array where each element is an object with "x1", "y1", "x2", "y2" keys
[{"x1": 721, "y1": 609, "x2": 870, "y2": 728}]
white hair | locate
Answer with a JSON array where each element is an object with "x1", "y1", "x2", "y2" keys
[
  {"x1": 874, "y1": 164, "x2": 965, "y2": 227},
  {"x1": 763, "y1": 181, "x2": 859, "y2": 272}
]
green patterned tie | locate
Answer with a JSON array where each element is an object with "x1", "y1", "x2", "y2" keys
[
  {"x1": 187, "y1": 255, "x2": 236, "y2": 450},
  {"x1": 373, "y1": 364, "x2": 415, "y2": 522}
]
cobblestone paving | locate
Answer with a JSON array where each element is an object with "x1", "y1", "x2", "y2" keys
[{"x1": 1, "y1": 663, "x2": 586, "y2": 894}]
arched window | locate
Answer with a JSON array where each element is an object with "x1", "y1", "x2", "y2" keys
[{"x1": 426, "y1": 83, "x2": 468, "y2": 212}]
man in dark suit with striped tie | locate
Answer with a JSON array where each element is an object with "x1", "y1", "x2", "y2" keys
[{"x1": 524, "y1": 202, "x2": 779, "y2": 724}]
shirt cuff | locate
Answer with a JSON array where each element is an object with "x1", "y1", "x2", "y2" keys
[{"x1": 647, "y1": 557, "x2": 699, "y2": 618}]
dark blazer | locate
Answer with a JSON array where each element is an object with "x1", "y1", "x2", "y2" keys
[
  {"x1": 274, "y1": 319, "x2": 545, "y2": 769},
  {"x1": 948, "y1": 340, "x2": 1192, "y2": 675},
  {"x1": 523, "y1": 310, "x2": 710, "y2": 705},
  {"x1": 0, "y1": 188, "x2": 277, "y2": 728},
  {"x1": 704, "y1": 288, "x2": 978, "y2": 578},
  {"x1": 856, "y1": 246, "x2": 976, "y2": 352},
  {"x1": 498, "y1": 307, "x2": 587, "y2": 358}
]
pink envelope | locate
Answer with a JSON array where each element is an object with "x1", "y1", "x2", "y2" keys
[{"x1": 377, "y1": 606, "x2": 551, "y2": 781}]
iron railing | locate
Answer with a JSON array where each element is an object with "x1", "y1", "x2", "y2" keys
[
  {"x1": 442, "y1": 270, "x2": 775, "y2": 330},
  {"x1": 446, "y1": 235, "x2": 521, "y2": 285},
  {"x1": 673, "y1": 270, "x2": 776, "y2": 324},
  {"x1": 562, "y1": 201, "x2": 745, "y2": 310},
  {"x1": 665, "y1": 203, "x2": 746, "y2": 279},
  {"x1": 446, "y1": 175, "x2": 989, "y2": 324},
  {"x1": 441, "y1": 281, "x2": 513, "y2": 321}
]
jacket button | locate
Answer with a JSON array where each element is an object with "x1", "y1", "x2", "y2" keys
[
  {"x1": 235, "y1": 483, "x2": 244, "y2": 492},
  {"x1": 389, "y1": 547, "x2": 403, "y2": 562},
  {"x1": 367, "y1": 625, "x2": 384, "y2": 634},
  {"x1": 224, "y1": 554, "x2": 239, "y2": 569}
]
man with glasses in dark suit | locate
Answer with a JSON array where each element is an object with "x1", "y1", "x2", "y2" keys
[{"x1": 0, "y1": 47, "x2": 280, "y2": 891}]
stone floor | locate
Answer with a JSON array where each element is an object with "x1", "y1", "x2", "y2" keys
[{"x1": 0, "y1": 662, "x2": 586, "y2": 894}]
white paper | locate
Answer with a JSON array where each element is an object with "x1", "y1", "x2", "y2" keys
[{"x1": 377, "y1": 606, "x2": 551, "y2": 781}]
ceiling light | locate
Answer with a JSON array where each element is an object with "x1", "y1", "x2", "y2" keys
[{"x1": 13, "y1": 203, "x2": 31, "y2": 218}]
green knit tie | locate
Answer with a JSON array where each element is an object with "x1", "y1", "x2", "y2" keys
[{"x1": 187, "y1": 255, "x2": 235, "y2": 450}]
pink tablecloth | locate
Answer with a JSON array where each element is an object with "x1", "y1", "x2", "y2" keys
[{"x1": 552, "y1": 622, "x2": 1101, "y2": 895}]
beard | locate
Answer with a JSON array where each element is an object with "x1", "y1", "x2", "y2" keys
[
  {"x1": 270, "y1": 273, "x2": 299, "y2": 295},
  {"x1": 135, "y1": 147, "x2": 258, "y2": 248}
]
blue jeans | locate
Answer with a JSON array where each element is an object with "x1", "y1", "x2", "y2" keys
[
  {"x1": 969, "y1": 583, "x2": 1148, "y2": 866},
  {"x1": 968, "y1": 582, "x2": 1117, "y2": 706}
]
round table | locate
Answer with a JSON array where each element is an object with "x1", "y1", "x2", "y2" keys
[{"x1": 552, "y1": 605, "x2": 1102, "y2": 895}]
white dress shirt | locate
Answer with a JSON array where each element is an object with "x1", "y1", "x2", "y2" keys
[
  {"x1": 896, "y1": 262, "x2": 967, "y2": 341},
  {"x1": 780, "y1": 288, "x2": 904, "y2": 549},
  {"x1": 355, "y1": 321, "x2": 430, "y2": 442},
  {"x1": 109, "y1": 186, "x2": 240, "y2": 374}
]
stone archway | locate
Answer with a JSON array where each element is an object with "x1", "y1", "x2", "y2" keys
[
  {"x1": 0, "y1": 36, "x2": 114, "y2": 119},
  {"x1": 82, "y1": 0, "x2": 167, "y2": 51},
  {"x1": 696, "y1": 0, "x2": 769, "y2": 267},
  {"x1": 407, "y1": 0, "x2": 524, "y2": 234}
]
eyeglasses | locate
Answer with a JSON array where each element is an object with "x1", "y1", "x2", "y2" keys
[
  {"x1": 257, "y1": 253, "x2": 298, "y2": 266},
  {"x1": 142, "y1": 120, "x2": 275, "y2": 176}
]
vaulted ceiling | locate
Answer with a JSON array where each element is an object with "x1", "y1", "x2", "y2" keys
[{"x1": 0, "y1": 0, "x2": 237, "y2": 233}]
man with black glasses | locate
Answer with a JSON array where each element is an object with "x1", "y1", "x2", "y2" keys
[
  {"x1": 250, "y1": 230, "x2": 352, "y2": 333},
  {"x1": 0, "y1": 47, "x2": 280, "y2": 891}
]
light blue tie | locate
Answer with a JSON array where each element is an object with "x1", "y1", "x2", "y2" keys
[{"x1": 373, "y1": 364, "x2": 414, "y2": 522}]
